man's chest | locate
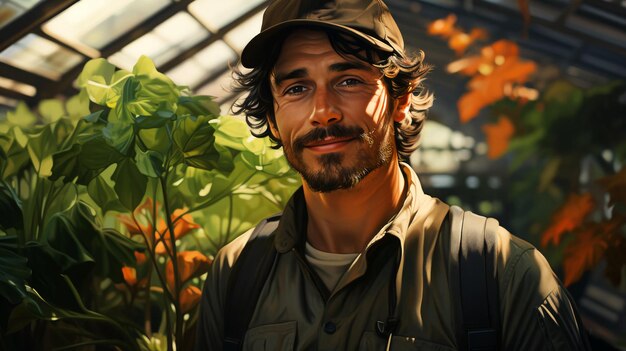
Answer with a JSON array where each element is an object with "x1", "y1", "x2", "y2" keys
[{"x1": 244, "y1": 250, "x2": 457, "y2": 351}]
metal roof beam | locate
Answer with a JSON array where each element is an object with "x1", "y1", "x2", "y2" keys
[{"x1": 0, "y1": 0, "x2": 80, "y2": 52}]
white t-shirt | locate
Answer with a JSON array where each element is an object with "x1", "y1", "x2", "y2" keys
[{"x1": 305, "y1": 242, "x2": 359, "y2": 291}]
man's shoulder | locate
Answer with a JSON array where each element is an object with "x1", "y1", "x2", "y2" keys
[
  {"x1": 213, "y1": 227, "x2": 256, "y2": 272},
  {"x1": 492, "y1": 225, "x2": 560, "y2": 301}
]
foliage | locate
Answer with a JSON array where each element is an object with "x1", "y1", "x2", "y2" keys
[
  {"x1": 0, "y1": 56, "x2": 299, "y2": 350},
  {"x1": 428, "y1": 16, "x2": 626, "y2": 288}
]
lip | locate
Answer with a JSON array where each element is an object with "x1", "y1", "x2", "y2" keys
[{"x1": 304, "y1": 136, "x2": 356, "y2": 152}]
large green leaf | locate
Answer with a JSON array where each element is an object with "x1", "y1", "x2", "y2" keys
[
  {"x1": 128, "y1": 56, "x2": 179, "y2": 117},
  {"x1": 0, "y1": 134, "x2": 30, "y2": 179},
  {"x1": 0, "y1": 182, "x2": 23, "y2": 230},
  {"x1": 173, "y1": 115, "x2": 221, "y2": 170},
  {"x1": 6, "y1": 102, "x2": 36, "y2": 128},
  {"x1": 0, "y1": 240, "x2": 30, "y2": 304},
  {"x1": 38, "y1": 99, "x2": 65, "y2": 123},
  {"x1": 103, "y1": 79, "x2": 138, "y2": 155},
  {"x1": 112, "y1": 158, "x2": 147, "y2": 211},
  {"x1": 138, "y1": 127, "x2": 171, "y2": 156},
  {"x1": 177, "y1": 95, "x2": 220, "y2": 118},
  {"x1": 76, "y1": 58, "x2": 116, "y2": 88},
  {"x1": 50, "y1": 136, "x2": 124, "y2": 185},
  {"x1": 93, "y1": 228, "x2": 144, "y2": 283},
  {"x1": 134, "y1": 146, "x2": 164, "y2": 178},
  {"x1": 41, "y1": 211, "x2": 96, "y2": 276},
  {"x1": 65, "y1": 91, "x2": 91, "y2": 122},
  {"x1": 87, "y1": 173, "x2": 126, "y2": 214},
  {"x1": 80, "y1": 136, "x2": 125, "y2": 170},
  {"x1": 26, "y1": 124, "x2": 55, "y2": 172}
]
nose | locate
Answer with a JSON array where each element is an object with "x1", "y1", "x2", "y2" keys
[{"x1": 309, "y1": 87, "x2": 342, "y2": 127}]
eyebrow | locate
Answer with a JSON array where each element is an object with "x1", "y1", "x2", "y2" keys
[{"x1": 272, "y1": 61, "x2": 373, "y2": 87}]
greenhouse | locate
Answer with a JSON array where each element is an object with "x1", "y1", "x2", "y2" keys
[{"x1": 0, "y1": 0, "x2": 624, "y2": 350}]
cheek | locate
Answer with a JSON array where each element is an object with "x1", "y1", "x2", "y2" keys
[{"x1": 364, "y1": 86, "x2": 389, "y2": 124}]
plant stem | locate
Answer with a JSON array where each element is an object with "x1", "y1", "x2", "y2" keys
[{"x1": 160, "y1": 173, "x2": 184, "y2": 351}]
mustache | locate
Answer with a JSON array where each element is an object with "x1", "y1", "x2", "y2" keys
[{"x1": 293, "y1": 124, "x2": 366, "y2": 152}]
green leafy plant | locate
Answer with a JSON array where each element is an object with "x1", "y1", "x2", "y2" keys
[{"x1": 0, "y1": 56, "x2": 299, "y2": 351}]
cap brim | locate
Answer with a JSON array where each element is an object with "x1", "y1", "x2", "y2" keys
[{"x1": 241, "y1": 19, "x2": 395, "y2": 68}]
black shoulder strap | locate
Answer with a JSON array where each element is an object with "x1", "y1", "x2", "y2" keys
[
  {"x1": 223, "y1": 214, "x2": 281, "y2": 351},
  {"x1": 450, "y1": 206, "x2": 500, "y2": 351}
]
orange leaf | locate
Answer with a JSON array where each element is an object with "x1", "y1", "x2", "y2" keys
[
  {"x1": 179, "y1": 285, "x2": 202, "y2": 313},
  {"x1": 448, "y1": 39, "x2": 521, "y2": 77},
  {"x1": 482, "y1": 116, "x2": 515, "y2": 159},
  {"x1": 597, "y1": 166, "x2": 626, "y2": 207},
  {"x1": 427, "y1": 14, "x2": 457, "y2": 37},
  {"x1": 457, "y1": 88, "x2": 492, "y2": 123},
  {"x1": 562, "y1": 219, "x2": 620, "y2": 286},
  {"x1": 449, "y1": 32, "x2": 472, "y2": 56},
  {"x1": 166, "y1": 251, "x2": 212, "y2": 291},
  {"x1": 487, "y1": 40, "x2": 519, "y2": 59},
  {"x1": 541, "y1": 193, "x2": 595, "y2": 247},
  {"x1": 448, "y1": 28, "x2": 488, "y2": 56}
]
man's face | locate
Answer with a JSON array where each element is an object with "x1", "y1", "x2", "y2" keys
[{"x1": 269, "y1": 29, "x2": 403, "y2": 192}]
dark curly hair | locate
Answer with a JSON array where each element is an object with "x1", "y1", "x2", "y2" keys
[{"x1": 232, "y1": 27, "x2": 433, "y2": 159}]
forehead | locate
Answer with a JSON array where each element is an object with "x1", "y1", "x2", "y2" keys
[{"x1": 272, "y1": 28, "x2": 373, "y2": 73}]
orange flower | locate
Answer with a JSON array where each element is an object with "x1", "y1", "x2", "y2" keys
[
  {"x1": 134, "y1": 251, "x2": 148, "y2": 265},
  {"x1": 541, "y1": 193, "x2": 595, "y2": 247},
  {"x1": 154, "y1": 209, "x2": 201, "y2": 255},
  {"x1": 482, "y1": 116, "x2": 515, "y2": 159},
  {"x1": 179, "y1": 285, "x2": 202, "y2": 313},
  {"x1": 122, "y1": 266, "x2": 137, "y2": 286},
  {"x1": 166, "y1": 251, "x2": 211, "y2": 291}
]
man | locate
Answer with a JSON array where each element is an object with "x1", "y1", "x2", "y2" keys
[{"x1": 195, "y1": 0, "x2": 591, "y2": 350}]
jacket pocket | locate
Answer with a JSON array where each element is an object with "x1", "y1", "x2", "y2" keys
[
  {"x1": 243, "y1": 320, "x2": 297, "y2": 351},
  {"x1": 359, "y1": 331, "x2": 455, "y2": 351}
]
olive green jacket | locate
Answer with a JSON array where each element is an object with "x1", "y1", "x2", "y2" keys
[{"x1": 195, "y1": 165, "x2": 590, "y2": 350}]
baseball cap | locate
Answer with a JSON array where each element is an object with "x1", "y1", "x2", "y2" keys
[{"x1": 240, "y1": 0, "x2": 405, "y2": 68}]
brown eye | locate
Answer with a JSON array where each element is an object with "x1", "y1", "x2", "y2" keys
[
  {"x1": 338, "y1": 78, "x2": 362, "y2": 87},
  {"x1": 285, "y1": 85, "x2": 306, "y2": 95}
]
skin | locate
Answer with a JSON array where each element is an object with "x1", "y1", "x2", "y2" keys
[{"x1": 269, "y1": 29, "x2": 411, "y2": 254}]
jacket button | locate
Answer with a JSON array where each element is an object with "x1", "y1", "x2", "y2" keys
[{"x1": 323, "y1": 321, "x2": 336, "y2": 334}]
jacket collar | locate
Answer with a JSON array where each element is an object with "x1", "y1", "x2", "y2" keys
[{"x1": 273, "y1": 162, "x2": 428, "y2": 253}]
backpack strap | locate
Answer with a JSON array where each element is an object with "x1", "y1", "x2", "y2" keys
[
  {"x1": 449, "y1": 206, "x2": 500, "y2": 351},
  {"x1": 223, "y1": 214, "x2": 281, "y2": 351}
]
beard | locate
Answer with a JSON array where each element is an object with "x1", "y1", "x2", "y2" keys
[{"x1": 282, "y1": 123, "x2": 395, "y2": 193}]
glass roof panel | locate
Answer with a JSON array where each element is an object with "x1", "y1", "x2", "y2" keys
[
  {"x1": 108, "y1": 11, "x2": 209, "y2": 71},
  {"x1": 223, "y1": 11, "x2": 264, "y2": 53},
  {"x1": 195, "y1": 70, "x2": 234, "y2": 100},
  {"x1": 0, "y1": 34, "x2": 83, "y2": 80},
  {"x1": 42, "y1": 0, "x2": 171, "y2": 53},
  {"x1": 189, "y1": 0, "x2": 266, "y2": 31},
  {"x1": 0, "y1": 0, "x2": 44, "y2": 30},
  {"x1": 166, "y1": 40, "x2": 236, "y2": 89},
  {"x1": 0, "y1": 95, "x2": 18, "y2": 108},
  {"x1": 0, "y1": 76, "x2": 36, "y2": 97}
]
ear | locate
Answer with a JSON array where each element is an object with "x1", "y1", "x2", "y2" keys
[
  {"x1": 267, "y1": 115, "x2": 281, "y2": 140},
  {"x1": 392, "y1": 93, "x2": 411, "y2": 123}
]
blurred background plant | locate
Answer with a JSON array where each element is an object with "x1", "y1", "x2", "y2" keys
[
  {"x1": 427, "y1": 13, "x2": 626, "y2": 291},
  {"x1": 0, "y1": 56, "x2": 299, "y2": 351}
]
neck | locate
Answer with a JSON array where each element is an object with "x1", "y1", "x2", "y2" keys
[{"x1": 303, "y1": 159, "x2": 407, "y2": 254}]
